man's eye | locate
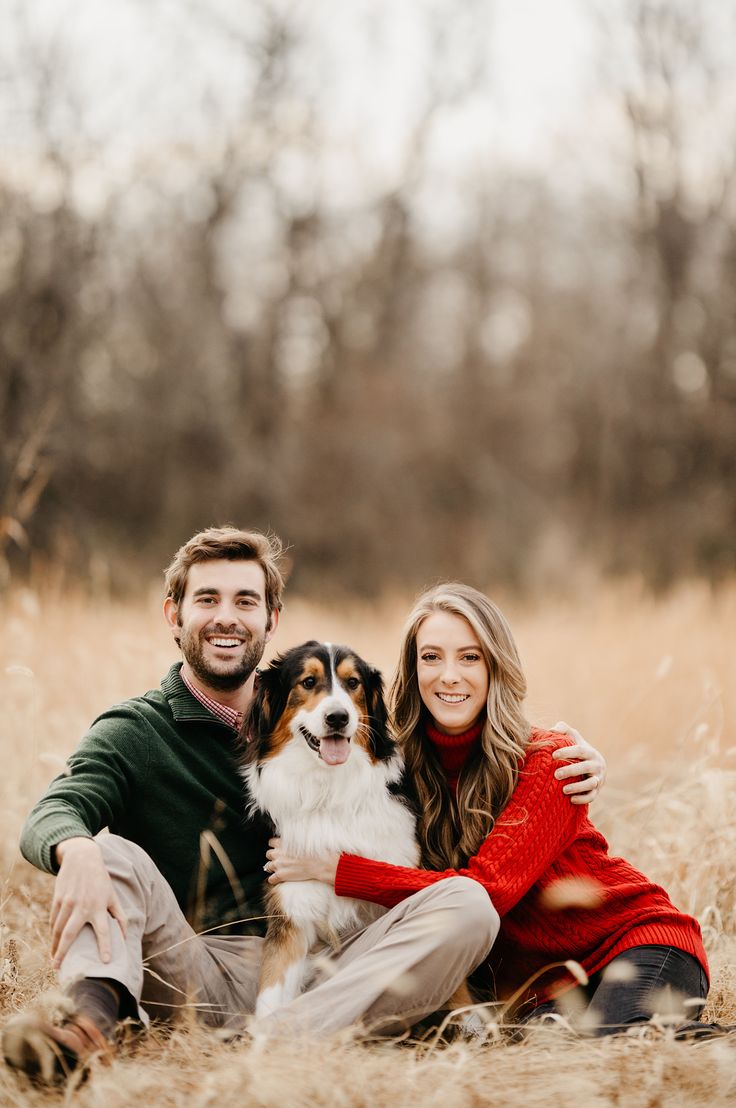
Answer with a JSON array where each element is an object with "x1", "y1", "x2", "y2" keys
[
  {"x1": 346, "y1": 677, "x2": 361, "y2": 691},
  {"x1": 302, "y1": 676, "x2": 317, "y2": 689}
]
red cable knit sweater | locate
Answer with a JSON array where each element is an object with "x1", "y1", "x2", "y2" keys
[{"x1": 335, "y1": 728, "x2": 708, "y2": 1007}]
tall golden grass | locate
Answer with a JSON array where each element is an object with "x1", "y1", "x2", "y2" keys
[{"x1": 0, "y1": 582, "x2": 734, "y2": 1105}]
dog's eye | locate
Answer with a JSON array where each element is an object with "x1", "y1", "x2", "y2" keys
[
  {"x1": 302, "y1": 676, "x2": 317, "y2": 689},
  {"x1": 346, "y1": 677, "x2": 361, "y2": 691}
]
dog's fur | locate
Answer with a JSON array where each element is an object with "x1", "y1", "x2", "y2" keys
[{"x1": 242, "y1": 640, "x2": 421, "y2": 1019}]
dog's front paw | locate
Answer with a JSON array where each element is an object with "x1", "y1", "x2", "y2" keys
[
  {"x1": 254, "y1": 985, "x2": 289, "y2": 1019},
  {"x1": 455, "y1": 1009, "x2": 494, "y2": 1042}
]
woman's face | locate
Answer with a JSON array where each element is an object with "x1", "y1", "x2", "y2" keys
[{"x1": 415, "y1": 610, "x2": 490, "y2": 735}]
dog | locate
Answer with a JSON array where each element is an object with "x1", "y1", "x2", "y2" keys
[
  {"x1": 242, "y1": 640, "x2": 420, "y2": 1019},
  {"x1": 242, "y1": 639, "x2": 479, "y2": 1032}
]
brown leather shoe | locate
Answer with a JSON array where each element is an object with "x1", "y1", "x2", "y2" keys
[{"x1": 2, "y1": 1011, "x2": 113, "y2": 1084}]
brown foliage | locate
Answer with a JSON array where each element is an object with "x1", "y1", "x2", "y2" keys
[{"x1": 0, "y1": 0, "x2": 735, "y2": 596}]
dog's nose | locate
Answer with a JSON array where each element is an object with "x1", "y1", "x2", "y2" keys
[{"x1": 325, "y1": 708, "x2": 350, "y2": 731}]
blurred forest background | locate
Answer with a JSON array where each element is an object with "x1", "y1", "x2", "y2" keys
[{"x1": 1, "y1": 0, "x2": 735, "y2": 598}]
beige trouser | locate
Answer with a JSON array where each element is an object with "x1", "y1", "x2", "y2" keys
[{"x1": 60, "y1": 835, "x2": 499, "y2": 1036}]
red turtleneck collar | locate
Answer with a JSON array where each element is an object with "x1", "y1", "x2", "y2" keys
[{"x1": 425, "y1": 718, "x2": 484, "y2": 794}]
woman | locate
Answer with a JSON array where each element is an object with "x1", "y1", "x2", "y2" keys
[{"x1": 267, "y1": 582, "x2": 709, "y2": 1035}]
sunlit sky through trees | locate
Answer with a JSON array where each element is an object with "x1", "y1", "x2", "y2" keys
[
  {"x1": 4, "y1": 1, "x2": 734, "y2": 217},
  {"x1": 4, "y1": 1, "x2": 596, "y2": 177}
]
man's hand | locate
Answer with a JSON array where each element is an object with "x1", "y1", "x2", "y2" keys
[
  {"x1": 50, "y1": 837, "x2": 128, "y2": 970},
  {"x1": 551, "y1": 721, "x2": 607, "y2": 806}
]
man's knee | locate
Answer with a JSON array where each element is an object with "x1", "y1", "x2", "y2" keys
[{"x1": 95, "y1": 834, "x2": 157, "y2": 877}]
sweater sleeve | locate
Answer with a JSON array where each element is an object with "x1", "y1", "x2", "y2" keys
[
  {"x1": 335, "y1": 738, "x2": 586, "y2": 916},
  {"x1": 19, "y1": 706, "x2": 150, "y2": 874}
]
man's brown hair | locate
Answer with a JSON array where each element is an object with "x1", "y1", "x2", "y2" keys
[{"x1": 164, "y1": 526, "x2": 286, "y2": 616}]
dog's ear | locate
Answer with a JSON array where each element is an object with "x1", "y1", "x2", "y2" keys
[
  {"x1": 363, "y1": 665, "x2": 394, "y2": 759},
  {"x1": 242, "y1": 658, "x2": 288, "y2": 755}
]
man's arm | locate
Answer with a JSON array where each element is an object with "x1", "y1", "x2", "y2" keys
[
  {"x1": 20, "y1": 707, "x2": 147, "y2": 966},
  {"x1": 551, "y1": 721, "x2": 607, "y2": 805},
  {"x1": 20, "y1": 708, "x2": 144, "y2": 871}
]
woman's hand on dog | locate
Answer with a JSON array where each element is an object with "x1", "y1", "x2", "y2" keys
[
  {"x1": 264, "y1": 838, "x2": 340, "y2": 886},
  {"x1": 551, "y1": 722, "x2": 607, "y2": 805}
]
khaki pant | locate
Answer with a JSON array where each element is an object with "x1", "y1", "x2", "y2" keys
[{"x1": 60, "y1": 835, "x2": 499, "y2": 1036}]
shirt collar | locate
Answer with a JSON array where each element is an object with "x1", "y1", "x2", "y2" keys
[{"x1": 180, "y1": 669, "x2": 244, "y2": 733}]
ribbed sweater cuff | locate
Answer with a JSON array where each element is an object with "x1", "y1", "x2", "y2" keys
[
  {"x1": 335, "y1": 853, "x2": 392, "y2": 904},
  {"x1": 31, "y1": 824, "x2": 94, "y2": 875}
]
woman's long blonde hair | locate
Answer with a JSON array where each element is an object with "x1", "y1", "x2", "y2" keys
[{"x1": 391, "y1": 582, "x2": 531, "y2": 869}]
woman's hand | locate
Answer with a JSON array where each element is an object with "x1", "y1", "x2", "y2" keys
[
  {"x1": 551, "y1": 722, "x2": 607, "y2": 806},
  {"x1": 264, "y1": 838, "x2": 339, "y2": 887}
]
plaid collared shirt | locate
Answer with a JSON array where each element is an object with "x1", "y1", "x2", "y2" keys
[{"x1": 180, "y1": 670, "x2": 243, "y2": 733}]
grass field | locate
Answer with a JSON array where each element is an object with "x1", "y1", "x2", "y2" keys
[{"x1": 0, "y1": 581, "x2": 734, "y2": 1105}]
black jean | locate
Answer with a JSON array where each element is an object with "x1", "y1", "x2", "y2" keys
[{"x1": 530, "y1": 945, "x2": 708, "y2": 1037}]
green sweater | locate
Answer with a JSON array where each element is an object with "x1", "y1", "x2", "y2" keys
[{"x1": 20, "y1": 663, "x2": 270, "y2": 936}]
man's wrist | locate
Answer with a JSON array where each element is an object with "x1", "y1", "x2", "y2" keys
[{"x1": 53, "y1": 836, "x2": 96, "y2": 866}]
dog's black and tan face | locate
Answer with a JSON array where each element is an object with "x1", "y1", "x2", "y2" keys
[{"x1": 246, "y1": 641, "x2": 395, "y2": 767}]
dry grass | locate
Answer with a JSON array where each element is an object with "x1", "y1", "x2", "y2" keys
[{"x1": 0, "y1": 581, "x2": 734, "y2": 1105}]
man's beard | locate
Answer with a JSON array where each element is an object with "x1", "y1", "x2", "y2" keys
[{"x1": 177, "y1": 624, "x2": 267, "y2": 692}]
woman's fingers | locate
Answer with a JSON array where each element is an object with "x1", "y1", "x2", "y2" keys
[
  {"x1": 552, "y1": 743, "x2": 589, "y2": 764},
  {"x1": 264, "y1": 843, "x2": 288, "y2": 881},
  {"x1": 569, "y1": 787, "x2": 598, "y2": 806},
  {"x1": 552, "y1": 726, "x2": 608, "y2": 787},
  {"x1": 266, "y1": 853, "x2": 291, "y2": 884},
  {"x1": 554, "y1": 757, "x2": 597, "y2": 781},
  {"x1": 552, "y1": 721, "x2": 583, "y2": 743},
  {"x1": 560, "y1": 773, "x2": 600, "y2": 805},
  {"x1": 560, "y1": 774, "x2": 599, "y2": 796},
  {"x1": 263, "y1": 850, "x2": 339, "y2": 886},
  {"x1": 553, "y1": 745, "x2": 602, "y2": 805}
]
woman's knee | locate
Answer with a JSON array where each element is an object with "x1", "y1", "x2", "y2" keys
[{"x1": 433, "y1": 876, "x2": 500, "y2": 948}]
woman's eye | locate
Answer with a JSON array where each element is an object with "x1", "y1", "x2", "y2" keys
[
  {"x1": 463, "y1": 653, "x2": 481, "y2": 663},
  {"x1": 346, "y1": 677, "x2": 361, "y2": 690},
  {"x1": 302, "y1": 676, "x2": 316, "y2": 689},
  {"x1": 420, "y1": 653, "x2": 438, "y2": 662}
]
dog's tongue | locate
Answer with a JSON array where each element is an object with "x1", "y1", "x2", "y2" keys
[{"x1": 319, "y1": 737, "x2": 350, "y2": 766}]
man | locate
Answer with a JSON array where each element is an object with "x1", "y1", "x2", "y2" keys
[{"x1": 3, "y1": 525, "x2": 605, "y2": 1083}]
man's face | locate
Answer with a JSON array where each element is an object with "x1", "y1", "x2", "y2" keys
[{"x1": 164, "y1": 559, "x2": 277, "y2": 692}]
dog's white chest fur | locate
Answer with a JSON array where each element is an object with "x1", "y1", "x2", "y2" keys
[{"x1": 246, "y1": 738, "x2": 419, "y2": 946}]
